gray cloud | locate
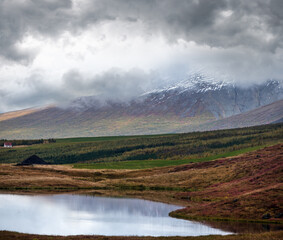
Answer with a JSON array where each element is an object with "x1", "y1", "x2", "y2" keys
[
  {"x1": 62, "y1": 68, "x2": 157, "y2": 102},
  {"x1": 1, "y1": 0, "x2": 282, "y2": 63},
  {"x1": 0, "y1": 0, "x2": 73, "y2": 62},
  {"x1": 72, "y1": 0, "x2": 283, "y2": 52},
  {"x1": 0, "y1": 68, "x2": 158, "y2": 112},
  {"x1": 0, "y1": 0, "x2": 283, "y2": 112},
  {"x1": 0, "y1": 73, "x2": 64, "y2": 112}
]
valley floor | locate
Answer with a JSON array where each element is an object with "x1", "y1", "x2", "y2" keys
[{"x1": 0, "y1": 144, "x2": 282, "y2": 239}]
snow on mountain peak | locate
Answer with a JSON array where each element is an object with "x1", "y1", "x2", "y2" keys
[{"x1": 143, "y1": 73, "x2": 233, "y2": 96}]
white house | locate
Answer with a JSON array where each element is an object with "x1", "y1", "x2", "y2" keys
[{"x1": 4, "y1": 142, "x2": 12, "y2": 148}]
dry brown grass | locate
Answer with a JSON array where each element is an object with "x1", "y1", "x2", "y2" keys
[{"x1": 0, "y1": 144, "x2": 282, "y2": 222}]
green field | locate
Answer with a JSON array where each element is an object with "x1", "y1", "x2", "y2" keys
[
  {"x1": 0, "y1": 123, "x2": 282, "y2": 167},
  {"x1": 56, "y1": 133, "x2": 174, "y2": 143},
  {"x1": 73, "y1": 145, "x2": 266, "y2": 169}
]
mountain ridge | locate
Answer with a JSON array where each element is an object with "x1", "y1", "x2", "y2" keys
[{"x1": 0, "y1": 78, "x2": 282, "y2": 139}]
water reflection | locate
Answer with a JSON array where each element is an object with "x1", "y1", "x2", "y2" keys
[{"x1": 0, "y1": 194, "x2": 231, "y2": 236}]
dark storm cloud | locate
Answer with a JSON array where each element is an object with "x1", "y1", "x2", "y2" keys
[
  {"x1": 1, "y1": 0, "x2": 282, "y2": 63},
  {"x1": 0, "y1": 0, "x2": 73, "y2": 63},
  {"x1": 96, "y1": 0, "x2": 282, "y2": 51}
]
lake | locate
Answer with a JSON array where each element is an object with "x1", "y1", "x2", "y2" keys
[{"x1": 0, "y1": 193, "x2": 231, "y2": 236}]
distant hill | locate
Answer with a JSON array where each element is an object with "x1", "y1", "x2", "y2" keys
[
  {"x1": 178, "y1": 99, "x2": 283, "y2": 132},
  {"x1": 272, "y1": 118, "x2": 283, "y2": 124},
  {"x1": 0, "y1": 107, "x2": 40, "y2": 121},
  {"x1": 0, "y1": 77, "x2": 282, "y2": 139}
]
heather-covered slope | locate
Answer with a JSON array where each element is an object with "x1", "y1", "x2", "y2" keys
[
  {"x1": 170, "y1": 144, "x2": 283, "y2": 221},
  {"x1": 111, "y1": 144, "x2": 283, "y2": 222},
  {"x1": 1, "y1": 144, "x2": 282, "y2": 223}
]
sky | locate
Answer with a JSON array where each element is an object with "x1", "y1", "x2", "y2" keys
[{"x1": 0, "y1": 0, "x2": 283, "y2": 113}]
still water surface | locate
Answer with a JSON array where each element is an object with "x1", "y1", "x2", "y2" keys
[{"x1": 0, "y1": 194, "x2": 231, "y2": 236}]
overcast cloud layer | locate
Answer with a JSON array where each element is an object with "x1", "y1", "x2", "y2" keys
[{"x1": 0, "y1": 0, "x2": 283, "y2": 112}]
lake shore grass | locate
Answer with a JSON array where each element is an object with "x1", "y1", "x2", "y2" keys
[
  {"x1": 0, "y1": 230, "x2": 282, "y2": 240},
  {"x1": 0, "y1": 144, "x2": 282, "y2": 224}
]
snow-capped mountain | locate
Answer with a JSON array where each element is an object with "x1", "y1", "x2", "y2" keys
[
  {"x1": 0, "y1": 76, "x2": 282, "y2": 139},
  {"x1": 143, "y1": 73, "x2": 231, "y2": 94},
  {"x1": 67, "y1": 74, "x2": 282, "y2": 120},
  {"x1": 138, "y1": 76, "x2": 283, "y2": 119}
]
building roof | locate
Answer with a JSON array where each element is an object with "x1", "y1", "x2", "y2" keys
[{"x1": 16, "y1": 155, "x2": 48, "y2": 166}]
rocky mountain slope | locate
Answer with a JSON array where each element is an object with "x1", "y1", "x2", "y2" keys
[{"x1": 0, "y1": 76, "x2": 282, "y2": 139}]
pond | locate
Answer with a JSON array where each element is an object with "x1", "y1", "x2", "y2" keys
[{"x1": 0, "y1": 193, "x2": 231, "y2": 236}]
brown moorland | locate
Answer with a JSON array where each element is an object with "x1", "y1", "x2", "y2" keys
[
  {"x1": 0, "y1": 144, "x2": 282, "y2": 222},
  {"x1": 0, "y1": 144, "x2": 282, "y2": 239}
]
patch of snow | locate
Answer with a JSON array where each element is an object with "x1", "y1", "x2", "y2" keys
[{"x1": 143, "y1": 72, "x2": 234, "y2": 96}]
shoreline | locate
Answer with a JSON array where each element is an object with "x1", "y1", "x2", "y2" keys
[
  {"x1": 0, "y1": 230, "x2": 283, "y2": 240},
  {"x1": 0, "y1": 144, "x2": 282, "y2": 239},
  {"x1": 0, "y1": 188, "x2": 282, "y2": 225}
]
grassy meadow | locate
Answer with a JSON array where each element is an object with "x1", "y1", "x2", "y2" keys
[
  {"x1": 74, "y1": 145, "x2": 265, "y2": 169},
  {"x1": 0, "y1": 123, "x2": 282, "y2": 168}
]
